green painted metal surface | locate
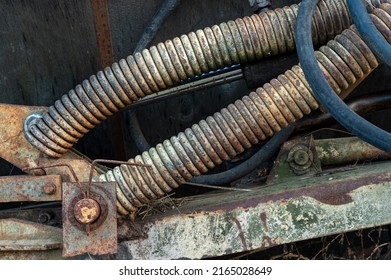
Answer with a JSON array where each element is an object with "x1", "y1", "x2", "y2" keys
[{"x1": 117, "y1": 161, "x2": 391, "y2": 259}]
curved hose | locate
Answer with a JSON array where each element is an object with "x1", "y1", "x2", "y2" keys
[
  {"x1": 295, "y1": 91, "x2": 391, "y2": 131},
  {"x1": 347, "y1": 0, "x2": 391, "y2": 66},
  {"x1": 128, "y1": 0, "x2": 182, "y2": 153},
  {"x1": 99, "y1": 4, "x2": 391, "y2": 215},
  {"x1": 25, "y1": 0, "x2": 359, "y2": 158},
  {"x1": 296, "y1": 0, "x2": 391, "y2": 153},
  {"x1": 190, "y1": 125, "x2": 294, "y2": 186},
  {"x1": 133, "y1": 0, "x2": 182, "y2": 53}
]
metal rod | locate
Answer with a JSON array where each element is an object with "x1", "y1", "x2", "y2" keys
[{"x1": 184, "y1": 182, "x2": 251, "y2": 192}]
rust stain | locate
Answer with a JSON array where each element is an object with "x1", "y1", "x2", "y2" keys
[
  {"x1": 181, "y1": 169, "x2": 391, "y2": 215},
  {"x1": 259, "y1": 212, "x2": 269, "y2": 232},
  {"x1": 229, "y1": 215, "x2": 248, "y2": 252},
  {"x1": 74, "y1": 198, "x2": 101, "y2": 224},
  {"x1": 0, "y1": 175, "x2": 62, "y2": 202},
  {"x1": 262, "y1": 236, "x2": 275, "y2": 247},
  {"x1": 90, "y1": 0, "x2": 114, "y2": 68}
]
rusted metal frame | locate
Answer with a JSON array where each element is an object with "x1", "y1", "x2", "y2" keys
[
  {"x1": 90, "y1": 0, "x2": 127, "y2": 161},
  {"x1": 267, "y1": 135, "x2": 391, "y2": 184},
  {"x1": 90, "y1": 0, "x2": 114, "y2": 68},
  {"x1": 0, "y1": 250, "x2": 63, "y2": 260},
  {"x1": 315, "y1": 137, "x2": 391, "y2": 166},
  {"x1": 116, "y1": 160, "x2": 391, "y2": 259},
  {"x1": 0, "y1": 219, "x2": 62, "y2": 251},
  {"x1": 0, "y1": 103, "x2": 99, "y2": 181},
  {"x1": 0, "y1": 208, "x2": 62, "y2": 227},
  {"x1": 62, "y1": 182, "x2": 117, "y2": 257},
  {"x1": 3, "y1": 159, "x2": 391, "y2": 260},
  {"x1": 0, "y1": 175, "x2": 62, "y2": 202}
]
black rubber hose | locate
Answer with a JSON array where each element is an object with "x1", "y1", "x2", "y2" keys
[
  {"x1": 128, "y1": 0, "x2": 182, "y2": 153},
  {"x1": 128, "y1": 109, "x2": 151, "y2": 152},
  {"x1": 347, "y1": 0, "x2": 391, "y2": 67},
  {"x1": 190, "y1": 125, "x2": 294, "y2": 186},
  {"x1": 296, "y1": 0, "x2": 391, "y2": 153},
  {"x1": 295, "y1": 91, "x2": 391, "y2": 132},
  {"x1": 133, "y1": 0, "x2": 182, "y2": 53}
]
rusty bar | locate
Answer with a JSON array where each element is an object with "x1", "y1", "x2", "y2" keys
[
  {"x1": 116, "y1": 160, "x2": 391, "y2": 259},
  {"x1": 23, "y1": 164, "x2": 82, "y2": 190},
  {"x1": 0, "y1": 175, "x2": 62, "y2": 202},
  {"x1": 0, "y1": 219, "x2": 62, "y2": 251},
  {"x1": 90, "y1": 0, "x2": 127, "y2": 161},
  {"x1": 0, "y1": 250, "x2": 63, "y2": 260},
  {"x1": 315, "y1": 137, "x2": 391, "y2": 166},
  {"x1": 90, "y1": 0, "x2": 114, "y2": 68}
]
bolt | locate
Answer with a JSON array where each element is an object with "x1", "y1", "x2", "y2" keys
[
  {"x1": 38, "y1": 212, "x2": 52, "y2": 224},
  {"x1": 43, "y1": 183, "x2": 56, "y2": 195},
  {"x1": 73, "y1": 198, "x2": 101, "y2": 225},
  {"x1": 293, "y1": 149, "x2": 310, "y2": 166}
]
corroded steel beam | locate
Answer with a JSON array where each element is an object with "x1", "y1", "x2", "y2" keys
[
  {"x1": 0, "y1": 103, "x2": 98, "y2": 181},
  {"x1": 117, "y1": 161, "x2": 391, "y2": 259},
  {"x1": 0, "y1": 175, "x2": 62, "y2": 202}
]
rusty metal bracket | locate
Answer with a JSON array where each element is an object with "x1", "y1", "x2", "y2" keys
[
  {"x1": 0, "y1": 103, "x2": 100, "y2": 181},
  {"x1": 62, "y1": 182, "x2": 117, "y2": 257},
  {"x1": 267, "y1": 135, "x2": 321, "y2": 184},
  {"x1": 0, "y1": 175, "x2": 62, "y2": 202}
]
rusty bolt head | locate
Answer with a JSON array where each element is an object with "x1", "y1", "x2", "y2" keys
[
  {"x1": 293, "y1": 149, "x2": 310, "y2": 166},
  {"x1": 43, "y1": 183, "x2": 56, "y2": 195},
  {"x1": 73, "y1": 198, "x2": 101, "y2": 225},
  {"x1": 287, "y1": 145, "x2": 314, "y2": 175},
  {"x1": 38, "y1": 212, "x2": 52, "y2": 224}
]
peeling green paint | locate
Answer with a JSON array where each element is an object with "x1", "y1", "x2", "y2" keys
[{"x1": 118, "y1": 161, "x2": 391, "y2": 259}]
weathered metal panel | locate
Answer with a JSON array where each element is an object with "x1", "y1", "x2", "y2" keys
[
  {"x1": 0, "y1": 0, "x2": 99, "y2": 106},
  {"x1": 62, "y1": 182, "x2": 117, "y2": 257},
  {"x1": 0, "y1": 249, "x2": 63, "y2": 260},
  {"x1": 0, "y1": 219, "x2": 62, "y2": 251},
  {"x1": 0, "y1": 175, "x2": 61, "y2": 202},
  {"x1": 117, "y1": 161, "x2": 391, "y2": 259}
]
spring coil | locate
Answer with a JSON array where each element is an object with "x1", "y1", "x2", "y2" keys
[
  {"x1": 98, "y1": 3, "x2": 391, "y2": 215},
  {"x1": 25, "y1": 0, "x2": 368, "y2": 158}
]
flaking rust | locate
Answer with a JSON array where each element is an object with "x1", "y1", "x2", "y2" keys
[{"x1": 62, "y1": 182, "x2": 117, "y2": 257}]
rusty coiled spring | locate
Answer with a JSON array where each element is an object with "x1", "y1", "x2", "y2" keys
[
  {"x1": 25, "y1": 0, "x2": 362, "y2": 158},
  {"x1": 99, "y1": 3, "x2": 391, "y2": 215}
]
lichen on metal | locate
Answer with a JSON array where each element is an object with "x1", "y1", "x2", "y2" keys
[{"x1": 117, "y1": 161, "x2": 391, "y2": 259}]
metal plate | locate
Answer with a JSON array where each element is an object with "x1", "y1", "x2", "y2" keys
[
  {"x1": 0, "y1": 175, "x2": 61, "y2": 202},
  {"x1": 0, "y1": 218, "x2": 62, "y2": 251},
  {"x1": 117, "y1": 160, "x2": 391, "y2": 259},
  {"x1": 62, "y1": 182, "x2": 117, "y2": 257}
]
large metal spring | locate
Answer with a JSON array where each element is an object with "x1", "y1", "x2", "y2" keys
[
  {"x1": 99, "y1": 3, "x2": 391, "y2": 215},
  {"x1": 25, "y1": 0, "x2": 366, "y2": 158}
]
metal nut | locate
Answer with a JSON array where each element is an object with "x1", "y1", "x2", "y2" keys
[
  {"x1": 38, "y1": 212, "x2": 52, "y2": 224},
  {"x1": 43, "y1": 183, "x2": 56, "y2": 195},
  {"x1": 287, "y1": 145, "x2": 314, "y2": 175},
  {"x1": 293, "y1": 149, "x2": 310, "y2": 166},
  {"x1": 73, "y1": 198, "x2": 101, "y2": 225}
]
